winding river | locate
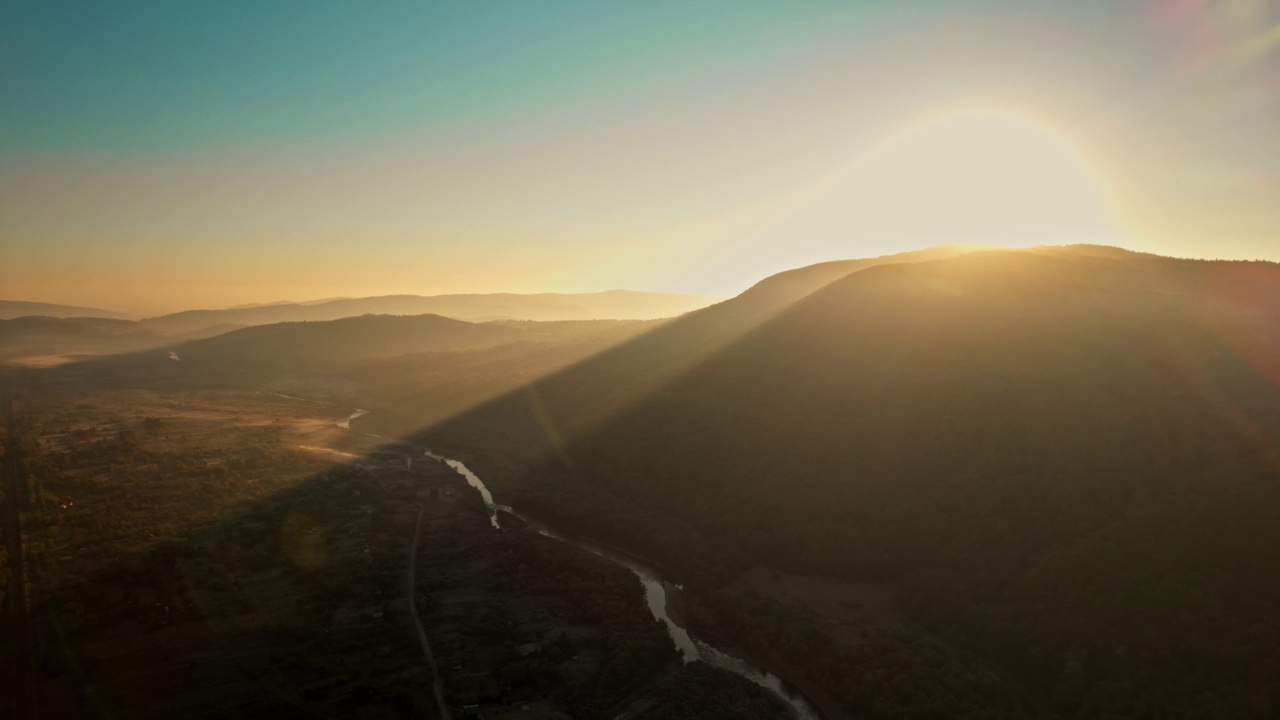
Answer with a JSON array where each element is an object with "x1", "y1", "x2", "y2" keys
[
  {"x1": 298, "y1": 397, "x2": 820, "y2": 719},
  {"x1": 421, "y1": 452, "x2": 822, "y2": 720},
  {"x1": 336, "y1": 409, "x2": 368, "y2": 429}
]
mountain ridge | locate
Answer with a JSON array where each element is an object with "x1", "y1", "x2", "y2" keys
[
  {"x1": 140, "y1": 289, "x2": 723, "y2": 336},
  {"x1": 0, "y1": 300, "x2": 133, "y2": 320},
  {"x1": 404, "y1": 245, "x2": 1280, "y2": 716}
]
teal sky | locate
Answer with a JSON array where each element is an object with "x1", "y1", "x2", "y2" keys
[
  {"x1": 2, "y1": 1, "x2": 892, "y2": 154},
  {"x1": 3, "y1": 1, "x2": 1278, "y2": 314}
]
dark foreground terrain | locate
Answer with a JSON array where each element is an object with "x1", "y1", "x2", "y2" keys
[
  {"x1": 6, "y1": 244, "x2": 1280, "y2": 719},
  {"x1": 412, "y1": 246, "x2": 1280, "y2": 719},
  {"x1": 0, "y1": 387, "x2": 787, "y2": 719}
]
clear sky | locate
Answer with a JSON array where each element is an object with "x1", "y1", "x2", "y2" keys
[{"x1": 3, "y1": 0, "x2": 1278, "y2": 315}]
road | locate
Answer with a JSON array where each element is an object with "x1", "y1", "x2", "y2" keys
[
  {"x1": 407, "y1": 503, "x2": 452, "y2": 720},
  {"x1": 3, "y1": 386, "x2": 32, "y2": 719},
  {"x1": 280, "y1": 396, "x2": 452, "y2": 716}
]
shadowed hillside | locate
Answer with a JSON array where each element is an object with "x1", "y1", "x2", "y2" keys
[
  {"x1": 168, "y1": 314, "x2": 661, "y2": 389},
  {"x1": 730, "y1": 243, "x2": 983, "y2": 312},
  {"x1": 0, "y1": 317, "x2": 169, "y2": 365},
  {"x1": 387, "y1": 245, "x2": 981, "y2": 450},
  {"x1": 17, "y1": 245, "x2": 1280, "y2": 718},
  {"x1": 19, "y1": 315, "x2": 667, "y2": 437},
  {"x1": 405, "y1": 246, "x2": 1280, "y2": 718},
  {"x1": 175, "y1": 314, "x2": 517, "y2": 367},
  {"x1": 544, "y1": 249, "x2": 1280, "y2": 575}
]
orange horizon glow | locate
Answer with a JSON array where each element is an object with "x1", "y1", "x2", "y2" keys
[{"x1": 3, "y1": 2, "x2": 1276, "y2": 316}]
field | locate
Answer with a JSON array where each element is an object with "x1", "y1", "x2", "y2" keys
[
  {"x1": 2, "y1": 386, "x2": 781, "y2": 719},
  {"x1": 11, "y1": 389, "x2": 434, "y2": 717}
]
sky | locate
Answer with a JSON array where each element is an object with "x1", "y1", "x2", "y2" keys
[{"x1": 2, "y1": 0, "x2": 1278, "y2": 315}]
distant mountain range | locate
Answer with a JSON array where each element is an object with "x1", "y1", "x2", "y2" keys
[
  {"x1": 0, "y1": 316, "x2": 247, "y2": 365},
  {"x1": 167, "y1": 313, "x2": 572, "y2": 377},
  {"x1": 139, "y1": 290, "x2": 721, "y2": 336},
  {"x1": 0, "y1": 300, "x2": 133, "y2": 320},
  {"x1": 146, "y1": 316, "x2": 665, "y2": 416},
  {"x1": 0, "y1": 290, "x2": 719, "y2": 365}
]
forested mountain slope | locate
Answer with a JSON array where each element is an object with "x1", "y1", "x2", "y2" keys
[
  {"x1": 416, "y1": 247, "x2": 1280, "y2": 717},
  {"x1": 405, "y1": 244, "x2": 979, "y2": 450},
  {"x1": 563, "y1": 250, "x2": 1280, "y2": 570}
]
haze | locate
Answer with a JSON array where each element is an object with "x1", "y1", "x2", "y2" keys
[
  {"x1": 4, "y1": 1, "x2": 1278, "y2": 314},
  {"x1": 5, "y1": 4, "x2": 1280, "y2": 720}
]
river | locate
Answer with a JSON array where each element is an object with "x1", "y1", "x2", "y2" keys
[
  {"x1": 420, "y1": 451, "x2": 822, "y2": 720},
  {"x1": 336, "y1": 409, "x2": 368, "y2": 429},
  {"x1": 312, "y1": 400, "x2": 821, "y2": 719}
]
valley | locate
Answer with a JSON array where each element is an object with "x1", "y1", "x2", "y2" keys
[
  {"x1": 10, "y1": 4, "x2": 1278, "y2": 715},
  {"x1": 6, "y1": 245, "x2": 1280, "y2": 719},
  {"x1": 0, "y1": 385, "x2": 796, "y2": 719}
]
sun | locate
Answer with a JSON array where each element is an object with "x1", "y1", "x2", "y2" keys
[
  {"x1": 728, "y1": 108, "x2": 1124, "y2": 281},
  {"x1": 844, "y1": 109, "x2": 1118, "y2": 248}
]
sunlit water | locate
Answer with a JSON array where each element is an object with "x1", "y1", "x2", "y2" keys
[
  {"x1": 266, "y1": 391, "x2": 331, "y2": 404},
  {"x1": 423, "y1": 450, "x2": 500, "y2": 529},
  {"x1": 336, "y1": 409, "x2": 367, "y2": 429}
]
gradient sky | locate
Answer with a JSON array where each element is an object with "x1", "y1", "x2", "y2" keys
[{"x1": 3, "y1": 0, "x2": 1278, "y2": 315}]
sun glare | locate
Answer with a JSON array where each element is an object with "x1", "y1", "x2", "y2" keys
[
  {"x1": 728, "y1": 109, "x2": 1126, "y2": 283},
  {"x1": 844, "y1": 110, "x2": 1117, "y2": 248}
]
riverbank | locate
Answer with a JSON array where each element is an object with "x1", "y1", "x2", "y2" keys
[
  {"x1": 426, "y1": 450, "x2": 823, "y2": 720},
  {"x1": 662, "y1": 580, "x2": 687, "y2": 628}
]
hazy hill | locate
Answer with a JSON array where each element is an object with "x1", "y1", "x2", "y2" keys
[
  {"x1": 171, "y1": 313, "x2": 521, "y2": 373},
  {"x1": 336, "y1": 319, "x2": 662, "y2": 427},
  {"x1": 402, "y1": 244, "x2": 984, "y2": 453},
  {"x1": 412, "y1": 246, "x2": 1280, "y2": 717},
  {"x1": 0, "y1": 316, "x2": 168, "y2": 363},
  {"x1": 730, "y1": 243, "x2": 981, "y2": 311},
  {"x1": 143, "y1": 314, "x2": 660, "y2": 393},
  {"x1": 544, "y1": 248, "x2": 1280, "y2": 569},
  {"x1": 140, "y1": 290, "x2": 720, "y2": 336},
  {"x1": 0, "y1": 300, "x2": 132, "y2": 320}
]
